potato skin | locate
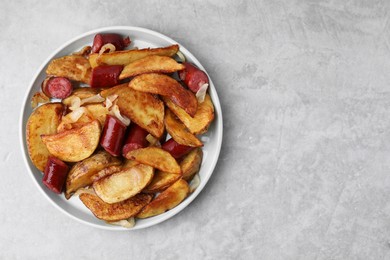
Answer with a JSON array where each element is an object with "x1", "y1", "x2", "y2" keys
[
  {"x1": 181, "y1": 148, "x2": 203, "y2": 181},
  {"x1": 26, "y1": 103, "x2": 64, "y2": 171},
  {"x1": 46, "y1": 55, "x2": 91, "y2": 84}
]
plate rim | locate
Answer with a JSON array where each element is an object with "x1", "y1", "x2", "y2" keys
[{"x1": 19, "y1": 25, "x2": 223, "y2": 230}]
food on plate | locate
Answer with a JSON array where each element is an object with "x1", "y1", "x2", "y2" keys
[
  {"x1": 161, "y1": 138, "x2": 194, "y2": 159},
  {"x1": 41, "y1": 120, "x2": 101, "y2": 162},
  {"x1": 26, "y1": 32, "x2": 216, "y2": 227},
  {"x1": 26, "y1": 103, "x2": 64, "y2": 171},
  {"x1": 129, "y1": 73, "x2": 197, "y2": 117},
  {"x1": 124, "y1": 147, "x2": 181, "y2": 174},
  {"x1": 46, "y1": 55, "x2": 91, "y2": 84},
  {"x1": 163, "y1": 94, "x2": 214, "y2": 135},
  {"x1": 137, "y1": 179, "x2": 190, "y2": 218},
  {"x1": 89, "y1": 44, "x2": 179, "y2": 68},
  {"x1": 164, "y1": 109, "x2": 203, "y2": 147},
  {"x1": 43, "y1": 156, "x2": 69, "y2": 194},
  {"x1": 100, "y1": 83, "x2": 165, "y2": 138},
  {"x1": 80, "y1": 192, "x2": 153, "y2": 221},
  {"x1": 65, "y1": 151, "x2": 121, "y2": 199},
  {"x1": 119, "y1": 55, "x2": 185, "y2": 79},
  {"x1": 93, "y1": 164, "x2": 154, "y2": 204}
]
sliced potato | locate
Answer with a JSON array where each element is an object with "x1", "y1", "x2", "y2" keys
[
  {"x1": 93, "y1": 164, "x2": 154, "y2": 204},
  {"x1": 137, "y1": 179, "x2": 190, "y2": 218},
  {"x1": 65, "y1": 151, "x2": 122, "y2": 199},
  {"x1": 41, "y1": 120, "x2": 101, "y2": 162},
  {"x1": 26, "y1": 103, "x2": 64, "y2": 171},
  {"x1": 90, "y1": 44, "x2": 179, "y2": 68},
  {"x1": 163, "y1": 94, "x2": 214, "y2": 134},
  {"x1": 129, "y1": 73, "x2": 197, "y2": 117},
  {"x1": 165, "y1": 109, "x2": 203, "y2": 147},
  {"x1": 119, "y1": 55, "x2": 184, "y2": 79},
  {"x1": 143, "y1": 171, "x2": 181, "y2": 193},
  {"x1": 80, "y1": 193, "x2": 153, "y2": 221},
  {"x1": 46, "y1": 55, "x2": 91, "y2": 83},
  {"x1": 124, "y1": 147, "x2": 181, "y2": 174},
  {"x1": 100, "y1": 83, "x2": 164, "y2": 138},
  {"x1": 181, "y1": 148, "x2": 203, "y2": 181},
  {"x1": 122, "y1": 159, "x2": 140, "y2": 169}
]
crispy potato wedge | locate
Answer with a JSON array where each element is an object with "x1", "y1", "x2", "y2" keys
[
  {"x1": 143, "y1": 171, "x2": 181, "y2": 193},
  {"x1": 93, "y1": 164, "x2": 154, "y2": 204},
  {"x1": 41, "y1": 120, "x2": 101, "y2": 162},
  {"x1": 46, "y1": 55, "x2": 91, "y2": 83},
  {"x1": 181, "y1": 148, "x2": 203, "y2": 181},
  {"x1": 26, "y1": 103, "x2": 64, "y2": 171},
  {"x1": 100, "y1": 83, "x2": 164, "y2": 138},
  {"x1": 90, "y1": 165, "x2": 122, "y2": 183},
  {"x1": 65, "y1": 151, "x2": 122, "y2": 199},
  {"x1": 137, "y1": 179, "x2": 190, "y2": 218},
  {"x1": 119, "y1": 55, "x2": 184, "y2": 80},
  {"x1": 122, "y1": 159, "x2": 140, "y2": 169},
  {"x1": 62, "y1": 88, "x2": 99, "y2": 106},
  {"x1": 80, "y1": 193, "x2": 153, "y2": 221},
  {"x1": 165, "y1": 109, "x2": 203, "y2": 147},
  {"x1": 124, "y1": 147, "x2": 181, "y2": 174},
  {"x1": 89, "y1": 44, "x2": 179, "y2": 68},
  {"x1": 129, "y1": 73, "x2": 197, "y2": 117},
  {"x1": 163, "y1": 94, "x2": 214, "y2": 134}
]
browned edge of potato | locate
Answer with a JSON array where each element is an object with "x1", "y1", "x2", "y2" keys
[
  {"x1": 180, "y1": 148, "x2": 203, "y2": 181},
  {"x1": 46, "y1": 55, "x2": 91, "y2": 83},
  {"x1": 143, "y1": 171, "x2": 182, "y2": 194}
]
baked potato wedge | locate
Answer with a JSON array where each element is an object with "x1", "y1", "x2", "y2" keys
[
  {"x1": 163, "y1": 94, "x2": 214, "y2": 135},
  {"x1": 65, "y1": 151, "x2": 122, "y2": 199},
  {"x1": 93, "y1": 164, "x2": 154, "y2": 204},
  {"x1": 100, "y1": 83, "x2": 164, "y2": 138},
  {"x1": 41, "y1": 120, "x2": 101, "y2": 162},
  {"x1": 80, "y1": 193, "x2": 153, "y2": 222},
  {"x1": 165, "y1": 109, "x2": 203, "y2": 147},
  {"x1": 143, "y1": 171, "x2": 181, "y2": 193},
  {"x1": 129, "y1": 73, "x2": 197, "y2": 117},
  {"x1": 26, "y1": 103, "x2": 64, "y2": 171},
  {"x1": 89, "y1": 44, "x2": 179, "y2": 68},
  {"x1": 137, "y1": 179, "x2": 190, "y2": 218},
  {"x1": 124, "y1": 147, "x2": 181, "y2": 174},
  {"x1": 181, "y1": 148, "x2": 203, "y2": 181},
  {"x1": 46, "y1": 55, "x2": 91, "y2": 83},
  {"x1": 119, "y1": 55, "x2": 184, "y2": 79}
]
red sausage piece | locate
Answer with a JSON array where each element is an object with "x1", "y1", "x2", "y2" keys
[
  {"x1": 122, "y1": 123, "x2": 149, "y2": 156},
  {"x1": 90, "y1": 65, "x2": 123, "y2": 88},
  {"x1": 162, "y1": 138, "x2": 194, "y2": 159},
  {"x1": 43, "y1": 156, "x2": 69, "y2": 194},
  {"x1": 178, "y1": 62, "x2": 209, "y2": 93},
  {"x1": 100, "y1": 115, "x2": 127, "y2": 156},
  {"x1": 41, "y1": 77, "x2": 73, "y2": 99},
  {"x1": 91, "y1": 33, "x2": 131, "y2": 53}
]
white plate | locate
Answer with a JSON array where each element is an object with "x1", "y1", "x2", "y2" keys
[{"x1": 19, "y1": 26, "x2": 223, "y2": 230}]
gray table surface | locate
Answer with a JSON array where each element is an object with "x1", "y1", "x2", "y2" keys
[{"x1": 2, "y1": 0, "x2": 390, "y2": 259}]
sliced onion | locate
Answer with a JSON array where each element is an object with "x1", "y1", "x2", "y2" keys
[
  {"x1": 99, "y1": 43, "x2": 116, "y2": 55},
  {"x1": 105, "y1": 94, "x2": 118, "y2": 110},
  {"x1": 110, "y1": 104, "x2": 131, "y2": 126},
  {"x1": 107, "y1": 218, "x2": 135, "y2": 228},
  {"x1": 176, "y1": 50, "x2": 186, "y2": 62},
  {"x1": 80, "y1": 94, "x2": 105, "y2": 105},
  {"x1": 146, "y1": 134, "x2": 161, "y2": 147},
  {"x1": 68, "y1": 107, "x2": 88, "y2": 122},
  {"x1": 196, "y1": 83, "x2": 208, "y2": 103},
  {"x1": 189, "y1": 174, "x2": 201, "y2": 193},
  {"x1": 68, "y1": 96, "x2": 81, "y2": 111}
]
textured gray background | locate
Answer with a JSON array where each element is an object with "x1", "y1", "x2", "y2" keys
[{"x1": 2, "y1": 0, "x2": 390, "y2": 259}]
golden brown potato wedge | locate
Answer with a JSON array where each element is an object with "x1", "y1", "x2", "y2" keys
[
  {"x1": 124, "y1": 147, "x2": 181, "y2": 174},
  {"x1": 80, "y1": 193, "x2": 153, "y2": 221},
  {"x1": 26, "y1": 103, "x2": 64, "y2": 171},
  {"x1": 119, "y1": 55, "x2": 184, "y2": 80},
  {"x1": 100, "y1": 83, "x2": 164, "y2": 138},
  {"x1": 137, "y1": 179, "x2": 190, "y2": 218},
  {"x1": 122, "y1": 159, "x2": 140, "y2": 169},
  {"x1": 46, "y1": 55, "x2": 91, "y2": 83},
  {"x1": 163, "y1": 94, "x2": 214, "y2": 135},
  {"x1": 93, "y1": 164, "x2": 154, "y2": 204},
  {"x1": 62, "y1": 88, "x2": 100, "y2": 106},
  {"x1": 181, "y1": 148, "x2": 203, "y2": 181},
  {"x1": 89, "y1": 44, "x2": 179, "y2": 68},
  {"x1": 41, "y1": 120, "x2": 101, "y2": 162},
  {"x1": 143, "y1": 171, "x2": 181, "y2": 193},
  {"x1": 165, "y1": 109, "x2": 203, "y2": 147},
  {"x1": 65, "y1": 151, "x2": 122, "y2": 199},
  {"x1": 129, "y1": 73, "x2": 197, "y2": 117}
]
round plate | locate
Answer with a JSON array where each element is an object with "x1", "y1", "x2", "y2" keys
[{"x1": 19, "y1": 26, "x2": 223, "y2": 230}]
